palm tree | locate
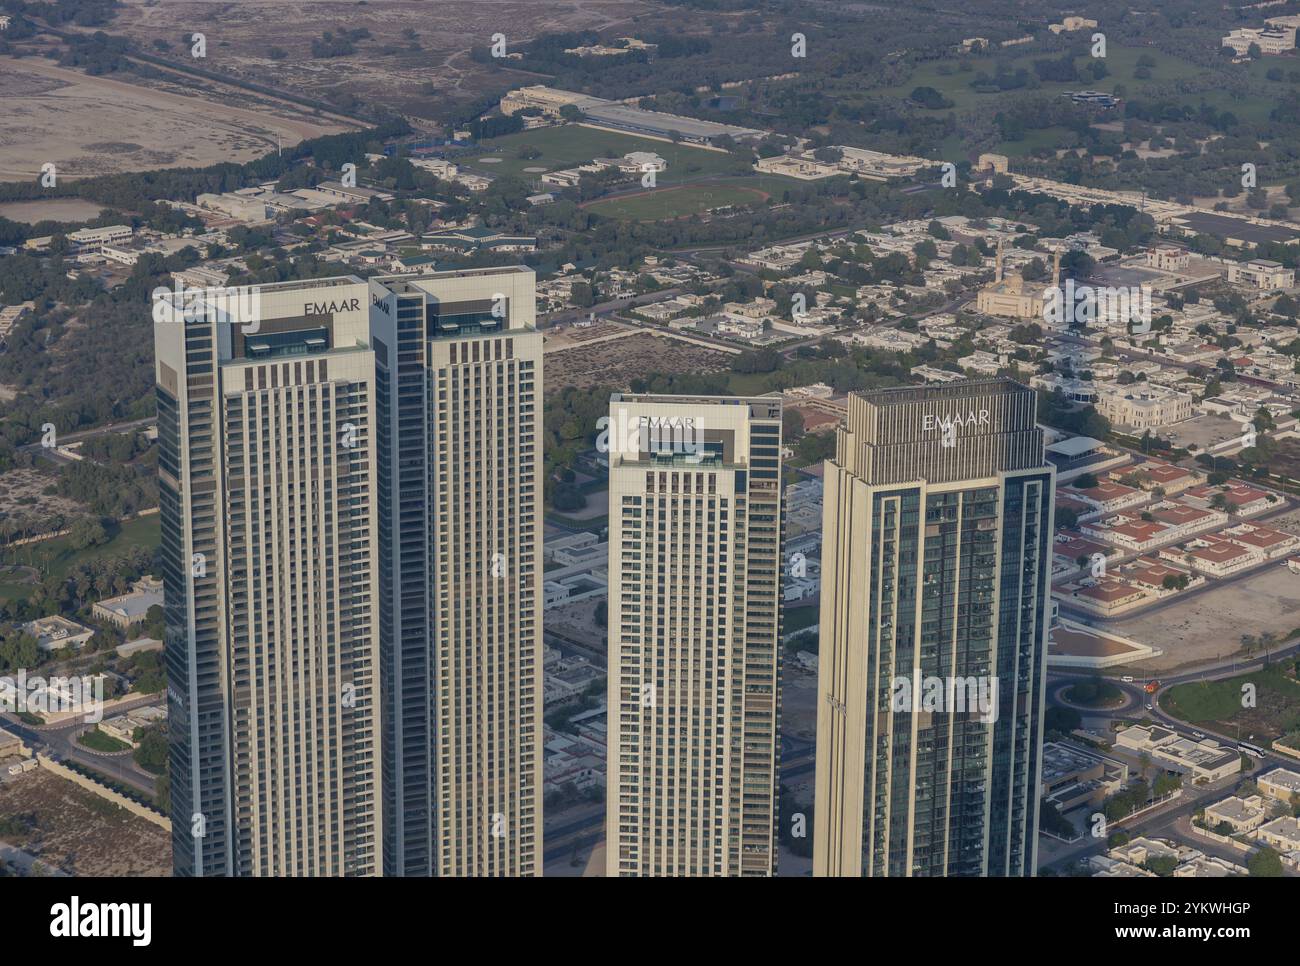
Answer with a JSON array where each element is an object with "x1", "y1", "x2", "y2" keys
[{"x1": 1259, "y1": 631, "x2": 1277, "y2": 664}]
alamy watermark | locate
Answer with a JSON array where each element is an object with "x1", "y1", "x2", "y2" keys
[
  {"x1": 0, "y1": 669, "x2": 105, "y2": 723},
  {"x1": 596, "y1": 408, "x2": 705, "y2": 458},
  {"x1": 1044, "y1": 279, "x2": 1152, "y2": 332},
  {"x1": 890, "y1": 672, "x2": 998, "y2": 724},
  {"x1": 151, "y1": 280, "x2": 262, "y2": 333}
]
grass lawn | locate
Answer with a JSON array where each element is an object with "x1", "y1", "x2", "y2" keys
[
  {"x1": 784, "y1": 604, "x2": 820, "y2": 635},
  {"x1": 1065, "y1": 676, "x2": 1124, "y2": 708},
  {"x1": 0, "y1": 514, "x2": 159, "y2": 587},
  {"x1": 862, "y1": 44, "x2": 1285, "y2": 150},
  {"x1": 993, "y1": 125, "x2": 1082, "y2": 158},
  {"x1": 460, "y1": 124, "x2": 744, "y2": 183},
  {"x1": 77, "y1": 726, "x2": 131, "y2": 754},
  {"x1": 1163, "y1": 665, "x2": 1300, "y2": 742},
  {"x1": 583, "y1": 182, "x2": 770, "y2": 220},
  {"x1": 873, "y1": 45, "x2": 1204, "y2": 116},
  {"x1": 726, "y1": 371, "x2": 782, "y2": 395}
]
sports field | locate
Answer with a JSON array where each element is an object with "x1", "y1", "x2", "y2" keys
[
  {"x1": 582, "y1": 181, "x2": 769, "y2": 220},
  {"x1": 460, "y1": 124, "x2": 746, "y2": 182}
]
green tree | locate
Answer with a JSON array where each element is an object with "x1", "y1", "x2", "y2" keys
[{"x1": 1249, "y1": 846, "x2": 1284, "y2": 877}]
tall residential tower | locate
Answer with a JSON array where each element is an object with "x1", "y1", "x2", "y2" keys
[
  {"x1": 157, "y1": 277, "x2": 382, "y2": 876},
  {"x1": 605, "y1": 395, "x2": 784, "y2": 876},
  {"x1": 158, "y1": 267, "x2": 543, "y2": 877},
  {"x1": 370, "y1": 267, "x2": 543, "y2": 877},
  {"x1": 813, "y1": 379, "x2": 1054, "y2": 877}
]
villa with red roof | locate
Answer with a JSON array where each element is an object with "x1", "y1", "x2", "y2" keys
[
  {"x1": 1068, "y1": 579, "x2": 1150, "y2": 617},
  {"x1": 1185, "y1": 483, "x2": 1277, "y2": 518},
  {"x1": 1221, "y1": 524, "x2": 1300, "y2": 559},
  {"x1": 1129, "y1": 460, "x2": 1201, "y2": 495},
  {"x1": 1183, "y1": 540, "x2": 1260, "y2": 577},
  {"x1": 1081, "y1": 499, "x2": 1226, "y2": 552},
  {"x1": 1062, "y1": 477, "x2": 1147, "y2": 514},
  {"x1": 1125, "y1": 557, "x2": 1191, "y2": 590},
  {"x1": 1081, "y1": 516, "x2": 1171, "y2": 553}
]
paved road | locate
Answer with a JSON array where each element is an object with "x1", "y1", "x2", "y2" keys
[
  {"x1": 542, "y1": 289, "x2": 683, "y2": 327},
  {"x1": 1039, "y1": 771, "x2": 1242, "y2": 872},
  {"x1": 19, "y1": 415, "x2": 158, "y2": 467},
  {"x1": 1, "y1": 698, "x2": 162, "y2": 796},
  {"x1": 0, "y1": 841, "x2": 69, "y2": 876},
  {"x1": 1042, "y1": 641, "x2": 1300, "y2": 873}
]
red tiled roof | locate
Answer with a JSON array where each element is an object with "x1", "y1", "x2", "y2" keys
[
  {"x1": 1152, "y1": 504, "x2": 1212, "y2": 525},
  {"x1": 1227, "y1": 527, "x2": 1291, "y2": 549},
  {"x1": 1108, "y1": 520, "x2": 1168, "y2": 541},
  {"x1": 1077, "y1": 580, "x2": 1145, "y2": 602},
  {"x1": 1189, "y1": 543, "x2": 1251, "y2": 563}
]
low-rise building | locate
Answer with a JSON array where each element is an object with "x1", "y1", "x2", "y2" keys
[
  {"x1": 1147, "y1": 246, "x2": 1190, "y2": 272},
  {"x1": 98, "y1": 704, "x2": 167, "y2": 748},
  {"x1": 68, "y1": 225, "x2": 133, "y2": 251},
  {"x1": 1255, "y1": 815, "x2": 1300, "y2": 853},
  {"x1": 1050, "y1": 16, "x2": 1098, "y2": 33},
  {"x1": 754, "y1": 155, "x2": 840, "y2": 180},
  {"x1": 1041, "y1": 740, "x2": 1129, "y2": 812},
  {"x1": 22, "y1": 615, "x2": 95, "y2": 653},
  {"x1": 1095, "y1": 385, "x2": 1195, "y2": 430},
  {"x1": 1185, "y1": 483, "x2": 1276, "y2": 517},
  {"x1": 1115, "y1": 725, "x2": 1241, "y2": 782},
  {"x1": 1258, "y1": 767, "x2": 1300, "y2": 804},
  {"x1": 1225, "y1": 258, "x2": 1295, "y2": 290},
  {"x1": 91, "y1": 575, "x2": 163, "y2": 629},
  {"x1": 1203, "y1": 794, "x2": 1269, "y2": 833},
  {"x1": 421, "y1": 226, "x2": 536, "y2": 253}
]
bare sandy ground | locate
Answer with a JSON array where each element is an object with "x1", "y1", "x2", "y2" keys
[
  {"x1": 0, "y1": 769, "x2": 169, "y2": 876},
  {"x1": 102, "y1": 0, "x2": 654, "y2": 117},
  {"x1": 0, "y1": 55, "x2": 352, "y2": 182},
  {"x1": 1108, "y1": 564, "x2": 1300, "y2": 671}
]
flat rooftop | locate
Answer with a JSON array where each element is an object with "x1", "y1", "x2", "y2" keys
[
  {"x1": 581, "y1": 103, "x2": 763, "y2": 140},
  {"x1": 1172, "y1": 212, "x2": 1300, "y2": 245},
  {"x1": 853, "y1": 377, "x2": 1028, "y2": 407}
]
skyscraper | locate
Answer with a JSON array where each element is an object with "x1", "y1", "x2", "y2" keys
[
  {"x1": 369, "y1": 267, "x2": 543, "y2": 877},
  {"x1": 813, "y1": 379, "x2": 1054, "y2": 877},
  {"x1": 605, "y1": 394, "x2": 784, "y2": 876},
  {"x1": 158, "y1": 266, "x2": 543, "y2": 878},
  {"x1": 157, "y1": 277, "x2": 382, "y2": 876}
]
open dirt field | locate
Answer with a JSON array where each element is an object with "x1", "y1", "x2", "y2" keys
[
  {"x1": 0, "y1": 768, "x2": 170, "y2": 876},
  {"x1": 1108, "y1": 564, "x2": 1300, "y2": 672},
  {"x1": 0, "y1": 468, "x2": 83, "y2": 521},
  {"x1": 101, "y1": 0, "x2": 655, "y2": 121},
  {"x1": 0, "y1": 55, "x2": 352, "y2": 182},
  {"x1": 543, "y1": 331, "x2": 730, "y2": 393}
]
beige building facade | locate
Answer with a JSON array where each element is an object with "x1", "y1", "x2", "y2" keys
[
  {"x1": 370, "y1": 267, "x2": 544, "y2": 877},
  {"x1": 605, "y1": 395, "x2": 784, "y2": 876},
  {"x1": 814, "y1": 380, "x2": 1055, "y2": 877},
  {"x1": 157, "y1": 277, "x2": 382, "y2": 876}
]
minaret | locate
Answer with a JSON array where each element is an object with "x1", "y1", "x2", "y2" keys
[
  {"x1": 995, "y1": 239, "x2": 1004, "y2": 282},
  {"x1": 1051, "y1": 249, "x2": 1062, "y2": 287}
]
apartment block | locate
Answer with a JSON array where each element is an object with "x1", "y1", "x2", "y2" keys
[
  {"x1": 159, "y1": 266, "x2": 543, "y2": 878},
  {"x1": 157, "y1": 277, "x2": 382, "y2": 876},
  {"x1": 370, "y1": 267, "x2": 544, "y2": 877},
  {"x1": 606, "y1": 394, "x2": 785, "y2": 875},
  {"x1": 814, "y1": 379, "x2": 1055, "y2": 876}
]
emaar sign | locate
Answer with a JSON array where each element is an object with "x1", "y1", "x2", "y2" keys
[{"x1": 922, "y1": 410, "x2": 989, "y2": 433}]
